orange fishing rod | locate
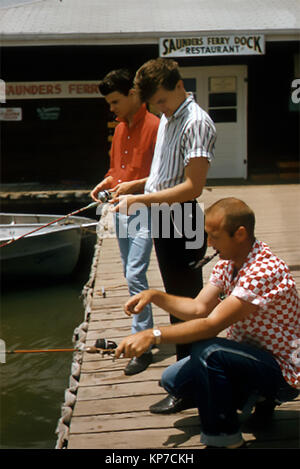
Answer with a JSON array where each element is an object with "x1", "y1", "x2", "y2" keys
[
  {"x1": 6, "y1": 348, "x2": 77, "y2": 354},
  {"x1": 5, "y1": 339, "x2": 118, "y2": 356}
]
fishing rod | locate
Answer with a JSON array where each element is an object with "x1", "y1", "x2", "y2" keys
[
  {"x1": 5, "y1": 339, "x2": 118, "y2": 357},
  {"x1": 0, "y1": 200, "x2": 100, "y2": 248},
  {"x1": 6, "y1": 348, "x2": 78, "y2": 354}
]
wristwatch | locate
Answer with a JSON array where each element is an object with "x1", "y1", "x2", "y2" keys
[{"x1": 152, "y1": 328, "x2": 162, "y2": 345}]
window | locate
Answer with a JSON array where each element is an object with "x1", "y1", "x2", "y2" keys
[{"x1": 208, "y1": 76, "x2": 237, "y2": 123}]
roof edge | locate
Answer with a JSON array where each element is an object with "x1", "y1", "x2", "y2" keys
[{"x1": 0, "y1": 30, "x2": 299, "y2": 47}]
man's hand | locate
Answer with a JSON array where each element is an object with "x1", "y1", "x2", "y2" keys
[
  {"x1": 115, "y1": 330, "x2": 154, "y2": 359},
  {"x1": 111, "y1": 194, "x2": 139, "y2": 214},
  {"x1": 124, "y1": 290, "x2": 154, "y2": 316},
  {"x1": 90, "y1": 176, "x2": 113, "y2": 202},
  {"x1": 110, "y1": 180, "x2": 144, "y2": 198}
]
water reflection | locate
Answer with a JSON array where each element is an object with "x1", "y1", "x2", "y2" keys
[{"x1": 0, "y1": 273, "x2": 87, "y2": 449}]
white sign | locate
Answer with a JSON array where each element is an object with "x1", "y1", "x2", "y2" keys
[
  {"x1": 0, "y1": 79, "x2": 6, "y2": 103},
  {"x1": 0, "y1": 108, "x2": 22, "y2": 121},
  {"x1": 160, "y1": 35, "x2": 265, "y2": 57},
  {"x1": 4, "y1": 81, "x2": 102, "y2": 100}
]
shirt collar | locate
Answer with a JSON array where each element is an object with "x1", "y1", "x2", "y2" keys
[
  {"x1": 167, "y1": 93, "x2": 195, "y2": 122},
  {"x1": 229, "y1": 239, "x2": 261, "y2": 281},
  {"x1": 242, "y1": 239, "x2": 261, "y2": 267},
  {"x1": 117, "y1": 103, "x2": 147, "y2": 127}
]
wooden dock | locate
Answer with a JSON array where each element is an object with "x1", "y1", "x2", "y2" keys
[{"x1": 66, "y1": 184, "x2": 300, "y2": 450}]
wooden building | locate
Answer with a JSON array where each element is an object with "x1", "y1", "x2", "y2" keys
[{"x1": 0, "y1": 0, "x2": 299, "y2": 185}]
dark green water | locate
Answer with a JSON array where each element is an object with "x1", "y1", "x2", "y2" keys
[{"x1": 0, "y1": 273, "x2": 87, "y2": 449}]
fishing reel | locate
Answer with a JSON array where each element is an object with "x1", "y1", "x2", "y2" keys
[
  {"x1": 97, "y1": 190, "x2": 113, "y2": 203},
  {"x1": 86, "y1": 338, "x2": 118, "y2": 356}
]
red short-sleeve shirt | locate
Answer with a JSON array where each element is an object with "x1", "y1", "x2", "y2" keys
[{"x1": 105, "y1": 104, "x2": 159, "y2": 187}]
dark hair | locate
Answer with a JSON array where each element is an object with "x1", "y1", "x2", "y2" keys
[
  {"x1": 134, "y1": 58, "x2": 182, "y2": 102},
  {"x1": 99, "y1": 69, "x2": 134, "y2": 96},
  {"x1": 205, "y1": 198, "x2": 256, "y2": 240}
]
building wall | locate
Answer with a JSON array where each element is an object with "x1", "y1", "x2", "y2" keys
[
  {"x1": 0, "y1": 42, "x2": 298, "y2": 185},
  {"x1": 1, "y1": 45, "x2": 157, "y2": 185},
  {"x1": 175, "y1": 41, "x2": 299, "y2": 177},
  {"x1": 247, "y1": 41, "x2": 299, "y2": 175}
]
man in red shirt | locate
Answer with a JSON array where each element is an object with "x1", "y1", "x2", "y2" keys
[{"x1": 91, "y1": 69, "x2": 159, "y2": 375}]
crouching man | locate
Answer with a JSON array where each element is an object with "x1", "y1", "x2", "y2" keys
[{"x1": 115, "y1": 197, "x2": 300, "y2": 449}]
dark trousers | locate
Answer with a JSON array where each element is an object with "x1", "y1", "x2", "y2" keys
[
  {"x1": 152, "y1": 200, "x2": 207, "y2": 360},
  {"x1": 161, "y1": 338, "x2": 299, "y2": 446}
]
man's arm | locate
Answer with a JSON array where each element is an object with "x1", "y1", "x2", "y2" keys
[
  {"x1": 110, "y1": 178, "x2": 148, "y2": 197},
  {"x1": 115, "y1": 295, "x2": 258, "y2": 358},
  {"x1": 124, "y1": 283, "x2": 221, "y2": 321},
  {"x1": 158, "y1": 295, "x2": 258, "y2": 344},
  {"x1": 112, "y1": 157, "x2": 209, "y2": 213}
]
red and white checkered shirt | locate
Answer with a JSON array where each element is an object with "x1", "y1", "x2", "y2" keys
[{"x1": 209, "y1": 240, "x2": 300, "y2": 389}]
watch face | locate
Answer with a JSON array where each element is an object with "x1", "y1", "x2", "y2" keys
[{"x1": 153, "y1": 329, "x2": 161, "y2": 344}]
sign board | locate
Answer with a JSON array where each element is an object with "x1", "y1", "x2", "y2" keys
[
  {"x1": 36, "y1": 107, "x2": 61, "y2": 120},
  {"x1": 4, "y1": 81, "x2": 102, "y2": 100},
  {"x1": 0, "y1": 107, "x2": 22, "y2": 121},
  {"x1": 209, "y1": 77, "x2": 237, "y2": 93},
  {"x1": 0, "y1": 79, "x2": 6, "y2": 103},
  {"x1": 160, "y1": 35, "x2": 265, "y2": 57}
]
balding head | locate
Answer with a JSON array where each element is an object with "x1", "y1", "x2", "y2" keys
[{"x1": 205, "y1": 198, "x2": 255, "y2": 241}]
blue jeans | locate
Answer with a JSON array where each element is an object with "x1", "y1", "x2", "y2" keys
[
  {"x1": 161, "y1": 337, "x2": 298, "y2": 447},
  {"x1": 115, "y1": 210, "x2": 153, "y2": 335}
]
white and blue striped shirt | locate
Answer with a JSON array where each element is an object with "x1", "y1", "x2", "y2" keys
[{"x1": 145, "y1": 94, "x2": 216, "y2": 194}]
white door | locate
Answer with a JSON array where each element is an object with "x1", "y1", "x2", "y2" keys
[{"x1": 181, "y1": 66, "x2": 248, "y2": 179}]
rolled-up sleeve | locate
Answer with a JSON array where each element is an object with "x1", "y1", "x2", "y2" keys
[{"x1": 182, "y1": 119, "x2": 216, "y2": 166}]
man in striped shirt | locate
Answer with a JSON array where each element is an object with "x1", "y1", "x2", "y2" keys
[{"x1": 113, "y1": 59, "x2": 216, "y2": 413}]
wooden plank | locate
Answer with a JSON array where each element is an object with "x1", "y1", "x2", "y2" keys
[
  {"x1": 69, "y1": 411, "x2": 201, "y2": 434},
  {"x1": 69, "y1": 410, "x2": 299, "y2": 439},
  {"x1": 72, "y1": 394, "x2": 171, "y2": 416},
  {"x1": 67, "y1": 428, "x2": 206, "y2": 449},
  {"x1": 76, "y1": 381, "x2": 169, "y2": 401},
  {"x1": 78, "y1": 368, "x2": 166, "y2": 386},
  {"x1": 71, "y1": 396, "x2": 300, "y2": 419},
  {"x1": 80, "y1": 355, "x2": 175, "y2": 374}
]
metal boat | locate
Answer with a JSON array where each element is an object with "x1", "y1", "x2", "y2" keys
[{"x1": 0, "y1": 213, "x2": 98, "y2": 278}]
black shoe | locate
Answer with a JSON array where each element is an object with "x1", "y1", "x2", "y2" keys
[
  {"x1": 243, "y1": 399, "x2": 276, "y2": 430},
  {"x1": 149, "y1": 394, "x2": 190, "y2": 414},
  {"x1": 124, "y1": 352, "x2": 152, "y2": 376},
  {"x1": 253, "y1": 399, "x2": 276, "y2": 419}
]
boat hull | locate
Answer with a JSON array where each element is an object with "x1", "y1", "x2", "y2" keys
[{"x1": 0, "y1": 213, "x2": 98, "y2": 278}]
